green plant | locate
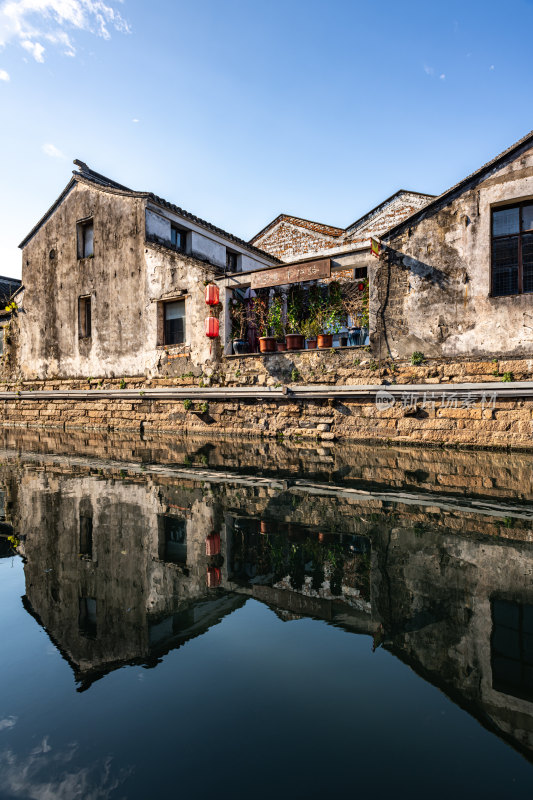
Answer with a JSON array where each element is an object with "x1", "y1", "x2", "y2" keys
[
  {"x1": 353, "y1": 358, "x2": 361, "y2": 367},
  {"x1": 267, "y1": 295, "x2": 285, "y2": 340},
  {"x1": 4, "y1": 300, "x2": 18, "y2": 315},
  {"x1": 300, "y1": 317, "x2": 321, "y2": 340},
  {"x1": 492, "y1": 369, "x2": 500, "y2": 377},
  {"x1": 492, "y1": 358, "x2": 498, "y2": 364},
  {"x1": 411, "y1": 351, "x2": 425, "y2": 366},
  {"x1": 291, "y1": 368, "x2": 300, "y2": 382},
  {"x1": 369, "y1": 360, "x2": 378, "y2": 371},
  {"x1": 230, "y1": 298, "x2": 248, "y2": 339},
  {"x1": 502, "y1": 371, "x2": 514, "y2": 382},
  {"x1": 183, "y1": 398, "x2": 193, "y2": 410},
  {"x1": 252, "y1": 295, "x2": 270, "y2": 337},
  {"x1": 119, "y1": 378, "x2": 126, "y2": 389},
  {"x1": 87, "y1": 376, "x2": 93, "y2": 384},
  {"x1": 235, "y1": 369, "x2": 241, "y2": 377},
  {"x1": 199, "y1": 401, "x2": 209, "y2": 413},
  {"x1": 183, "y1": 455, "x2": 192, "y2": 467},
  {"x1": 200, "y1": 454, "x2": 208, "y2": 465},
  {"x1": 139, "y1": 390, "x2": 145, "y2": 396}
]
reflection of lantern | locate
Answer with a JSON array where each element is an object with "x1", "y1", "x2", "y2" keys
[
  {"x1": 207, "y1": 566, "x2": 221, "y2": 588},
  {"x1": 358, "y1": 282, "x2": 365, "y2": 291},
  {"x1": 205, "y1": 317, "x2": 219, "y2": 338},
  {"x1": 206, "y1": 532, "x2": 221, "y2": 556},
  {"x1": 205, "y1": 284, "x2": 220, "y2": 306}
]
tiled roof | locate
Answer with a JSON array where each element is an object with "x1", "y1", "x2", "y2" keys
[
  {"x1": 251, "y1": 214, "x2": 344, "y2": 243},
  {"x1": 382, "y1": 128, "x2": 533, "y2": 240},
  {"x1": 20, "y1": 161, "x2": 283, "y2": 263}
]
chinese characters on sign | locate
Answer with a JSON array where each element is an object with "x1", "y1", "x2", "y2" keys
[
  {"x1": 370, "y1": 238, "x2": 381, "y2": 258},
  {"x1": 251, "y1": 259, "x2": 331, "y2": 290},
  {"x1": 375, "y1": 390, "x2": 498, "y2": 411}
]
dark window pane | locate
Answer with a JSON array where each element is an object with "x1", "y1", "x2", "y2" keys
[
  {"x1": 164, "y1": 301, "x2": 185, "y2": 344},
  {"x1": 79, "y1": 513, "x2": 93, "y2": 558},
  {"x1": 522, "y1": 205, "x2": 533, "y2": 232},
  {"x1": 492, "y1": 236, "x2": 519, "y2": 295},
  {"x1": 79, "y1": 597, "x2": 97, "y2": 638},
  {"x1": 171, "y1": 227, "x2": 186, "y2": 251},
  {"x1": 493, "y1": 207, "x2": 519, "y2": 237},
  {"x1": 493, "y1": 598, "x2": 520, "y2": 629},
  {"x1": 522, "y1": 232, "x2": 533, "y2": 293},
  {"x1": 162, "y1": 516, "x2": 187, "y2": 564}
]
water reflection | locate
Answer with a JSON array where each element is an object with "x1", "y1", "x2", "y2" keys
[{"x1": 3, "y1": 445, "x2": 533, "y2": 768}]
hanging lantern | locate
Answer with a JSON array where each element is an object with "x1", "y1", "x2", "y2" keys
[
  {"x1": 357, "y1": 282, "x2": 365, "y2": 292},
  {"x1": 205, "y1": 532, "x2": 221, "y2": 557},
  {"x1": 205, "y1": 316, "x2": 219, "y2": 339},
  {"x1": 205, "y1": 284, "x2": 220, "y2": 306},
  {"x1": 207, "y1": 566, "x2": 221, "y2": 588}
]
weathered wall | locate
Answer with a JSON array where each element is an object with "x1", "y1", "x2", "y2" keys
[
  {"x1": 19, "y1": 182, "x2": 220, "y2": 380},
  {"x1": 376, "y1": 143, "x2": 533, "y2": 359},
  {"x1": 0, "y1": 391, "x2": 532, "y2": 448}
]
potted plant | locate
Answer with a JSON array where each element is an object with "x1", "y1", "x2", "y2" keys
[
  {"x1": 301, "y1": 317, "x2": 320, "y2": 349},
  {"x1": 230, "y1": 299, "x2": 249, "y2": 354},
  {"x1": 268, "y1": 296, "x2": 286, "y2": 351},
  {"x1": 253, "y1": 296, "x2": 276, "y2": 353},
  {"x1": 286, "y1": 290, "x2": 304, "y2": 350}
]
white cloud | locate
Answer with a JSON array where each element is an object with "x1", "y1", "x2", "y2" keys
[
  {"x1": 423, "y1": 64, "x2": 434, "y2": 76},
  {"x1": 21, "y1": 37, "x2": 44, "y2": 60},
  {"x1": 439, "y1": 73, "x2": 446, "y2": 80},
  {"x1": 132, "y1": 117, "x2": 138, "y2": 122},
  {"x1": 0, "y1": 66, "x2": 8, "y2": 79},
  {"x1": 490, "y1": 64, "x2": 495, "y2": 70},
  {"x1": 0, "y1": 716, "x2": 17, "y2": 731},
  {"x1": 42, "y1": 142, "x2": 65, "y2": 158},
  {"x1": 0, "y1": 1, "x2": 130, "y2": 63}
]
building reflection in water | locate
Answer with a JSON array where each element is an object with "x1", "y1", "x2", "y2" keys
[{"x1": 3, "y1": 457, "x2": 533, "y2": 763}]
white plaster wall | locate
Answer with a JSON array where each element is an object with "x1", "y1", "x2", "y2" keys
[
  {"x1": 189, "y1": 232, "x2": 226, "y2": 268},
  {"x1": 146, "y1": 209, "x2": 171, "y2": 242}
]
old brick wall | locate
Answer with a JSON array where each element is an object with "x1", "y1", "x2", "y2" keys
[{"x1": 0, "y1": 391, "x2": 531, "y2": 448}]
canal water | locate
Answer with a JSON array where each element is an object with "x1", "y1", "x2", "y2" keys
[{"x1": 0, "y1": 432, "x2": 532, "y2": 799}]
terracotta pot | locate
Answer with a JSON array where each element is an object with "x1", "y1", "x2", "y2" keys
[
  {"x1": 259, "y1": 336, "x2": 276, "y2": 353},
  {"x1": 260, "y1": 520, "x2": 268, "y2": 534},
  {"x1": 286, "y1": 334, "x2": 304, "y2": 351},
  {"x1": 306, "y1": 338, "x2": 317, "y2": 349},
  {"x1": 318, "y1": 333, "x2": 333, "y2": 348},
  {"x1": 276, "y1": 340, "x2": 287, "y2": 351}
]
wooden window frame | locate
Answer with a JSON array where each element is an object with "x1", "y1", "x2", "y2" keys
[
  {"x1": 157, "y1": 297, "x2": 186, "y2": 346},
  {"x1": 491, "y1": 201, "x2": 533, "y2": 297},
  {"x1": 77, "y1": 218, "x2": 94, "y2": 259},
  {"x1": 170, "y1": 225, "x2": 187, "y2": 253},
  {"x1": 78, "y1": 295, "x2": 92, "y2": 339}
]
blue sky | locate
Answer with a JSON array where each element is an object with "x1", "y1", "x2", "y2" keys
[{"x1": 0, "y1": 0, "x2": 532, "y2": 278}]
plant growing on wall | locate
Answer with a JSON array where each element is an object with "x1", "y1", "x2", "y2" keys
[{"x1": 286, "y1": 286, "x2": 304, "y2": 334}]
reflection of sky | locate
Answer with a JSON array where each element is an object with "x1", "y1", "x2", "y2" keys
[{"x1": 0, "y1": 740, "x2": 132, "y2": 800}]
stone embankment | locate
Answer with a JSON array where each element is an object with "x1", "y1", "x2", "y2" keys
[{"x1": 0, "y1": 354, "x2": 532, "y2": 449}]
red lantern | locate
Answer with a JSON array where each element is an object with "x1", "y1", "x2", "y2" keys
[
  {"x1": 358, "y1": 282, "x2": 365, "y2": 291},
  {"x1": 205, "y1": 317, "x2": 219, "y2": 338},
  {"x1": 205, "y1": 284, "x2": 220, "y2": 306},
  {"x1": 206, "y1": 532, "x2": 221, "y2": 557},
  {"x1": 207, "y1": 566, "x2": 221, "y2": 588}
]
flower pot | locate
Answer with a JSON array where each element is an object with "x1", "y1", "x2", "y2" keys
[
  {"x1": 259, "y1": 336, "x2": 276, "y2": 353},
  {"x1": 233, "y1": 338, "x2": 249, "y2": 355},
  {"x1": 318, "y1": 334, "x2": 333, "y2": 348},
  {"x1": 306, "y1": 338, "x2": 317, "y2": 349},
  {"x1": 276, "y1": 340, "x2": 287, "y2": 352},
  {"x1": 286, "y1": 334, "x2": 304, "y2": 351},
  {"x1": 339, "y1": 336, "x2": 348, "y2": 347},
  {"x1": 348, "y1": 327, "x2": 360, "y2": 347}
]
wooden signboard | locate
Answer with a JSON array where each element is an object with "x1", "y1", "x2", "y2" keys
[{"x1": 251, "y1": 258, "x2": 331, "y2": 290}]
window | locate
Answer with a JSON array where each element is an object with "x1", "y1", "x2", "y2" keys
[
  {"x1": 78, "y1": 296, "x2": 92, "y2": 339},
  {"x1": 354, "y1": 267, "x2": 368, "y2": 280},
  {"x1": 77, "y1": 219, "x2": 94, "y2": 259},
  {"x1": 491, "y1": 202, "x2": 533, "y2": 296},
  {"x1": 79, "y1": 597, "x2": 97, "y2": 638},
  {"x1": 160, "y1": 515, "x2": 187, "y2": 565},
  {"x1": 164, "y1": 299, "x2": 185, "y2": 345},
  {"x1": 171, "y1": 225, "x2": 187, "y2": 252},
  {"x1": 491, "y1": 599, "x2": 533, "y2": 702},
  {"x1": 79, "y1": 512, "x2": 93, "y2": 558},
  {"x1": 226, "y1": 250, "x2": 238, "y2": 272}
]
